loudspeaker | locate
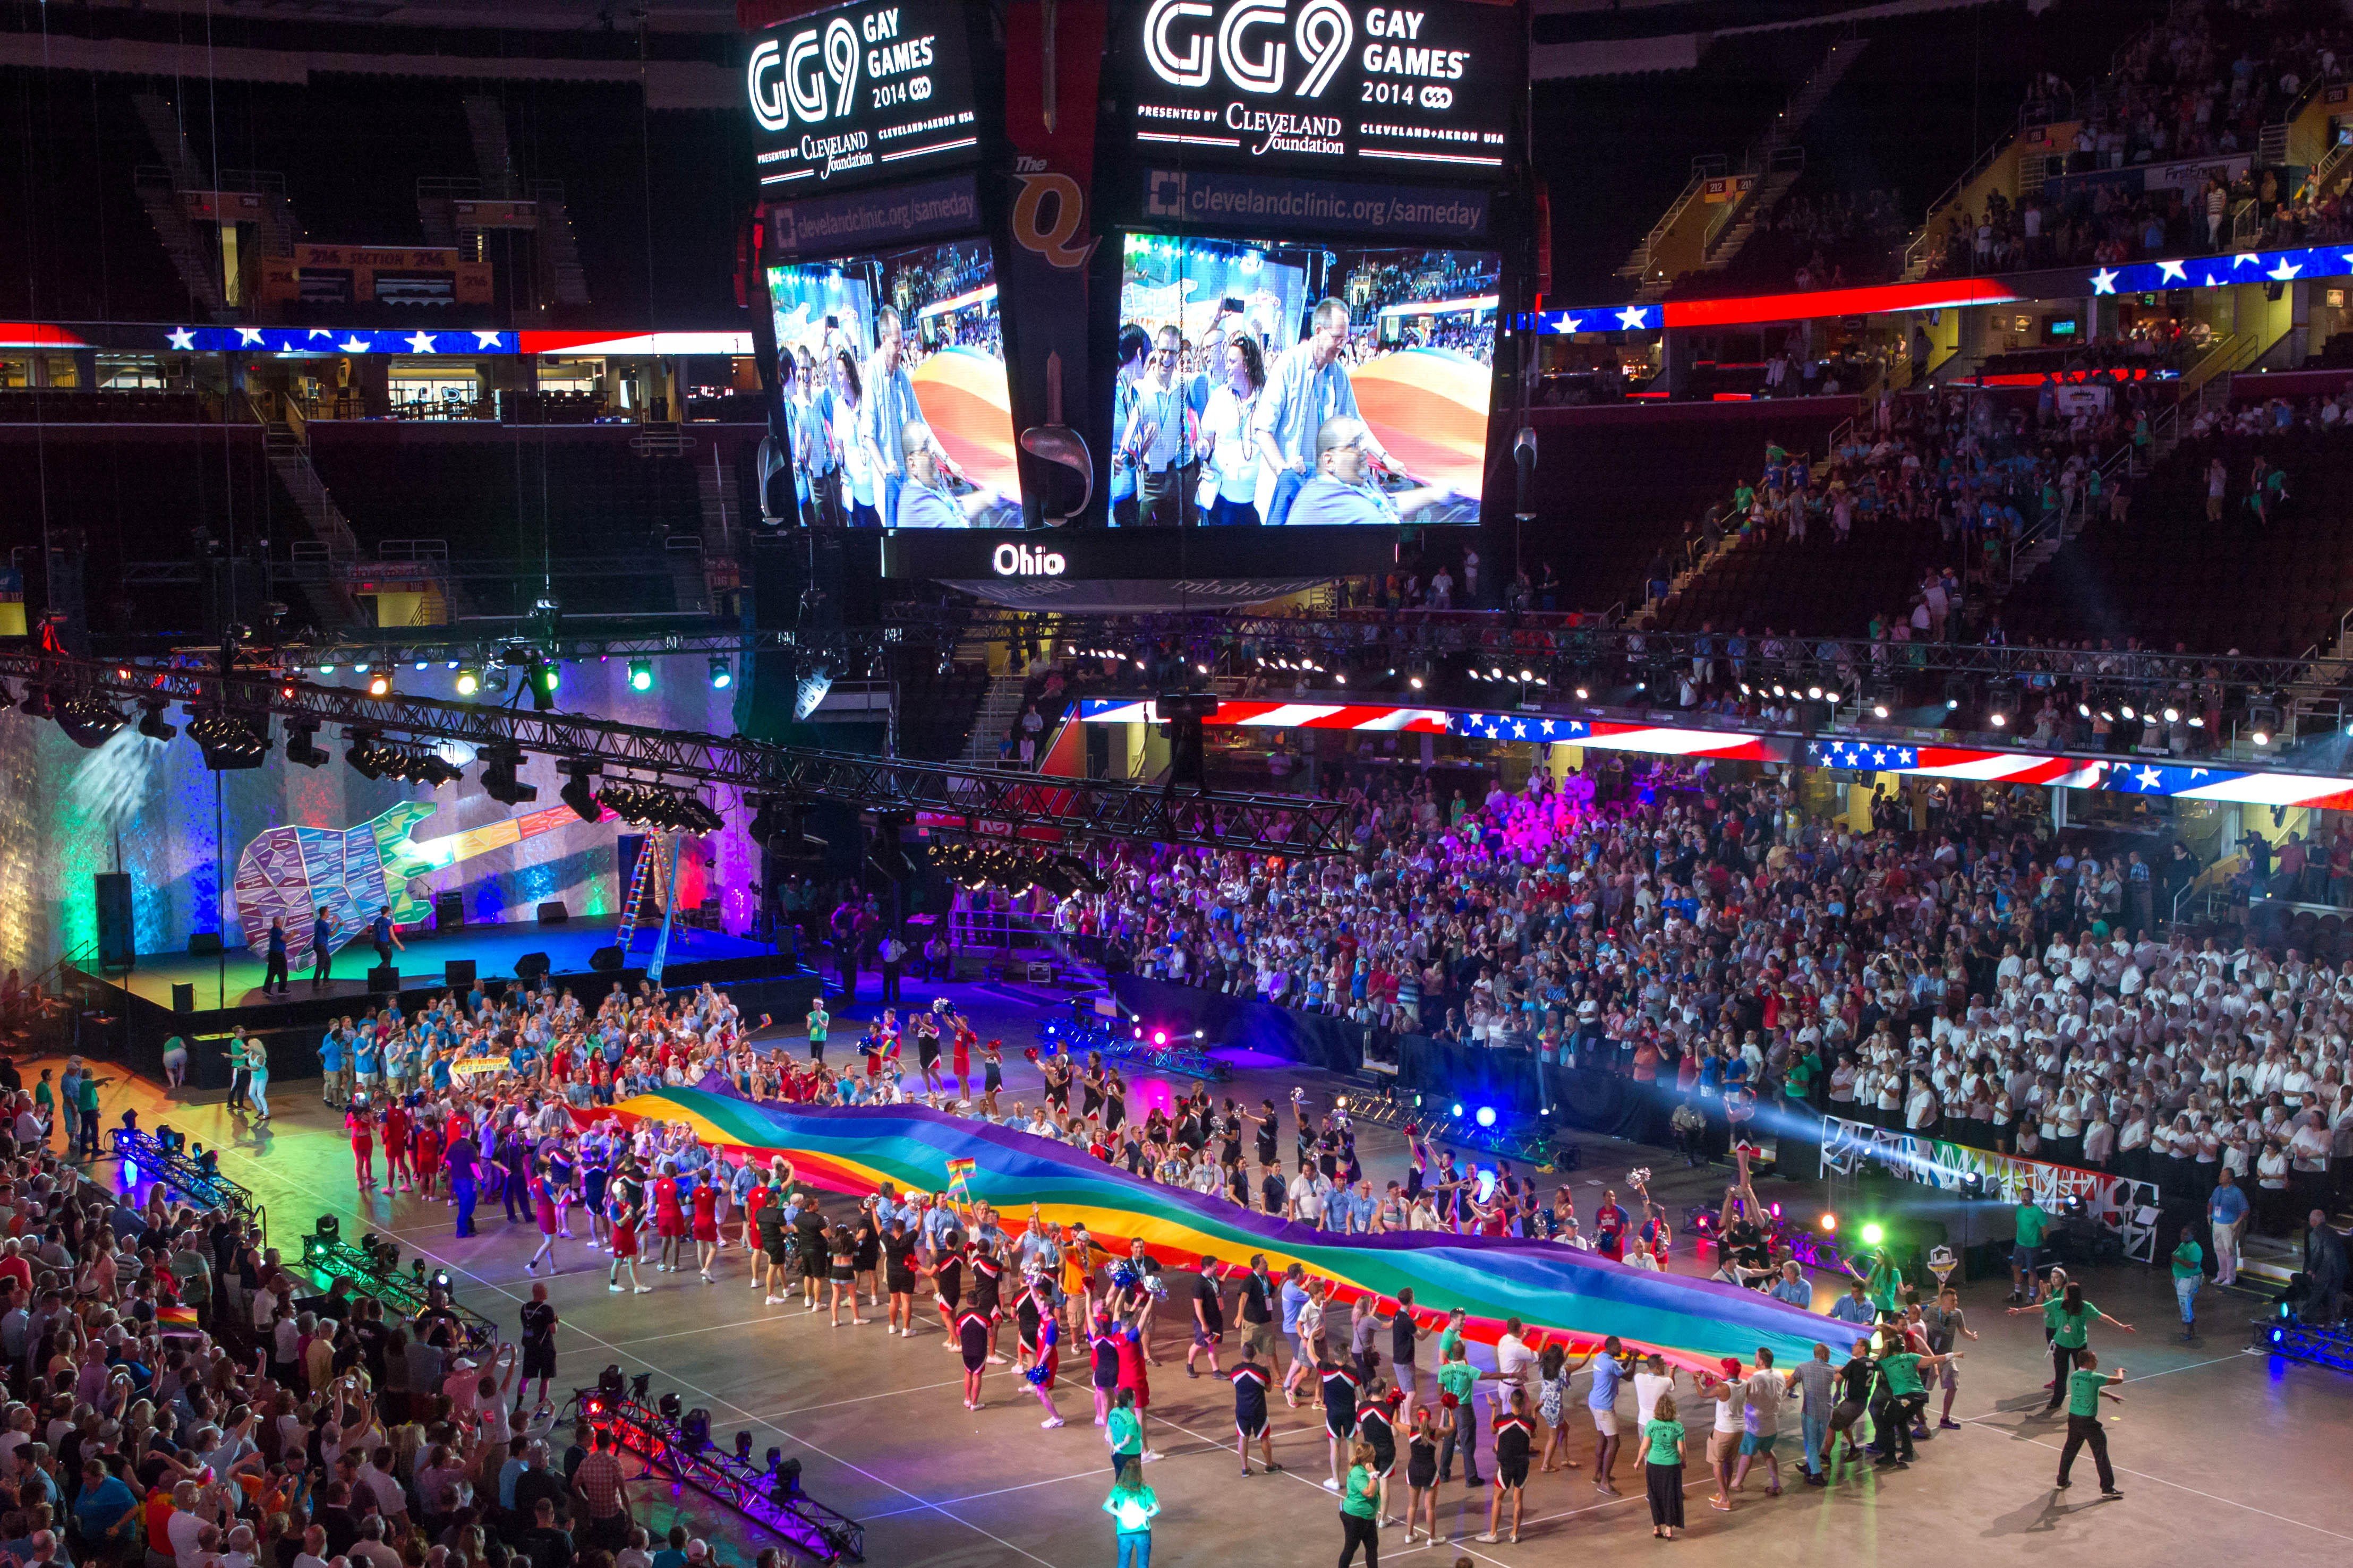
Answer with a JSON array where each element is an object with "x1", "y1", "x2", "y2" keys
[
  {"x1": 95, "y1": 874, "x2": 134, "y2": 971},
  {"x1": 444, "y1": 959, "x2": 476, "y2": 991},
  {"x1": 171, "y1": 983, "x2": 195, "y2": 1014},
  {"x1": 535, "y1": 901, "x2": 568, "y2": 924},
  {"x1": 433, "y1": 892, "x2": 465, "y2": 930},
  {"x1": 368, "y1": 966, "x2": 400, "y2": 991},
  {"x1": 515, "y1": 952, "x2": 551, "y2": 981},
  {"x1": 187, "y1": 931, "x2": 223, "y2": 956},
  {"x1": 589, "y1": 946, "x2": 624, "y2": 973}
]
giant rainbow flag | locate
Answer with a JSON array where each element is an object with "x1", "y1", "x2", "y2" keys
[{"x1": 592, "y1": 1088, "x2": 1840, "y2": 1371}]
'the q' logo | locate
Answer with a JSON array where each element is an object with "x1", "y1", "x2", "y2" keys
[{"x1": 1012, "y1": 173, "x2": 1098, "y2": 271}]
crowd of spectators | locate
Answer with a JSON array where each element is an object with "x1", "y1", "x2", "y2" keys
[{"x1": 1034, "y1": 756, "x2": 2353, "y2": 1237}]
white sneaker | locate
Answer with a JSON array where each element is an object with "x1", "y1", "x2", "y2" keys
[
  {"x1": 765, "y1": 1296, "x2": 787, "y2": 1306},
  {"x1": 1042, "y1": 1417, "x2": 1065, "y2": 1428},
  {"x1": 1322, "y1": 1478, "x2": 1341, "y2": 1493},
  {"x1": 1141, "y1": 1451, "x2": 1163, "y2": 1463},
  {"x1": 633, "y1": 1284, "x2": 653, "y2": 1293},
  {"x1": 609, "y1": 1283, "x2": 624, "y2": 1293}
]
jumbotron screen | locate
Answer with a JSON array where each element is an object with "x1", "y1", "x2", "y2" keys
[
  {"x1": 765, "y1": 236, "x2": 1021, "y2": 529},
  {"x1": 1109, "y1": 233, "x2": 1495, "y2": 526}
]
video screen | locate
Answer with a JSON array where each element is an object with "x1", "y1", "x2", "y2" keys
[
  {"x1": 766, "y1": 236, "x2": 1021, "y2": 529},
  {"x1": 1110, "y1": 234, "x2": 1496, "y2": 527}
]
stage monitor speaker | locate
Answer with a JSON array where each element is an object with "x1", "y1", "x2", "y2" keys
[
  {"x1": 171, "y1": 983, "x2": 195, "y2": 1014},
  {"x1": 368, "y1": 966, "x2": 400, "y2": 992},
  {"x1": 95, "y1": 873, "x2": 134, "y2": 971},
  {"x1": 515, "y1": 952, "x2": 551, "y2": 982},
  {"x1": 187, "y1": 931, "x2": 223, "y2": 956},
  {"x1": 444, "y1": 959, "x2": 477, "y2": 991},
  {"x1": 589, "y1": 946, "x2": 624, "y2": 974},
  {"x1": 535, "y1": 902, "x2": 568, "y2": 924},
  {"x1": 433, "y1": 892, "x2": 465, "y2": 930}
]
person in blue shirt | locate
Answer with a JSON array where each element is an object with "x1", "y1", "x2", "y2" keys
[
  {"x1": 1768, "y1": 1261, "x2": 1814, "y2": 1310},
  {"x1": 1588, "y1": 1337, "x2": 1630, "y2": 1493},
  {"x1": 2207, "y1": 1167, "x2": 2249, "y2": 1287},
  {"x1": 319, "y1": 1028, "x2": 347, "y2": 1108},
  {"x1": 263, "y1": 918, "x2": 291, "y2": 998},
  {"x1": 311, "y1": 906, "x2": 336, "y2": 992},
  {"x1": 371, "y1": 905, "x2": 404, "y2": 971},
  {"x1": 71, "y1": 1459, "x2": 140, "y2": 1550}
]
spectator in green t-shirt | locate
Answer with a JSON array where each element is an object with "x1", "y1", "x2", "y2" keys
[
  {"x1": 1643, "y1": 1393, "x2": 1686, "y2": 1539},
  {"x1": 2009, "y1": 1200, "x2": 2049, "y2": 1302},
  {"x1": 2170, "y1": 1224, "x2": 2205, "y2": 1341},
  {"x1": 1102, "y1": 1458, "x2": 1159, "y2": 1567},
  {"x1": 2054, "y1": 1349, "x2": 2125, "y2": 1497},
  {"x1": 1869, "y1": 1341, "x2": 1960, "y2": 1467},
  {"x1": 1336, "y1": 1440, "x2": 1381, "y2": 1567},
  {"x1": 2010, "y1": 1281, "x2": 2133, "y2": 1412},
  {"x1": 1435, "y1": 1343, "x2": 1484, "y2": 1487}
]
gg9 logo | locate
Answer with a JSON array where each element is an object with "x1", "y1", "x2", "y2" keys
[
  {"x1": 1144, "y1": 0, "x2": 1354, "y2": 98},
  {"x1": 747, "y1": 15, "x2": 861, "y2": 130}
]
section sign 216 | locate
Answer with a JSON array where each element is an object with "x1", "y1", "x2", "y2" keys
[{"x1": 747, "y1": 0, "x2": 981, "y2": 190}]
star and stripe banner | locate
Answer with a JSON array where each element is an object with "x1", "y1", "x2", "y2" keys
[
  {"x1": 163, "y1": 327, "x2": 518, "y2": 355},
  {"x1": 1451, "y1": 713, "x2": 1786, "y2": 761},
  {"x1": 1075, "y1": 699, "x2": 2353, "y2": 808},
  {"x1": 1076, "y1": 699, "x2": 1451, "y2": 732}
]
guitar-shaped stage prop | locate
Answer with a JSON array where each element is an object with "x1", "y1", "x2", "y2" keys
[{"x1": 233, "y1": 800, "x2": 608, "y2": 963}]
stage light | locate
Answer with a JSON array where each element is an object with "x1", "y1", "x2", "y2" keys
[
  {"x1": 454, "y1": 667, "x2": 480, "y2": 697},
  {"x1": 628, "y1": 659, "x2": 653, "y2": 692},
  {"x1": 1450, "y1": 1102, "x2": 1464, "y2": 1119},
  {"x1": 285, "y1": 721, "x2": 329, "y2": 768},
  {"x1": 2163, "y1": 706, "x2": 2180, "y2": 723},
  {"x1": 1860, "y1": 1222, "x2": 1885, "y2": 1246},
  {"x1": 190, "y1": 711, "x2": 269, "y2": 770},
  {"x1": 1872, "y1": 703, "x2": 1890, "y2": 719},
  {"x1": 366, "y1": 670, "x2": 391, "y2": 698},
  {"x1": 1474, "y1": 1106, "x2": 1497, "y2": 1128},
  {"x1": 1819, "y1": 1213, "x2": 1838, "y2": 1233},
  {"x1": 412, "y1": 661, "x2": 428, "y2": 672},
  {"x1": 1768, "y1": 1201, "x2": 1783, "y2": 1219},
  {"x1": 135, "y1": 696, "x2": 177, "y2": 743},
  {"x1": 346, "y1": 730, "x2": 387, "y2": 781},
  {"x1": 2253, "y1": 729, "x2": 2271, "y2": 747},
  {"x1": 480, "y1": 744, "x2": 537, "y2": 806},
  {"x1": 709, "y1": 657, "x2": 732, "y2": 690},
  {"x1": 1409, "y1": 675, "x2": 1423, "y2": 689},
  {"x1": 431, "y1": 1270, "x2": 451, "y2": 1291},
  {"x1": 1153, "y1": 1031, "x2": 1167, "y2": 1046},
  {"x1": 318, "y1": 663, "x2": 336, "y2": 675},
  {"x1": 56, "y1": 696, "x2": 125, "y2": 749},
  {"x1": 532, "y1": 658, "x2": 560, "y2": 712}
]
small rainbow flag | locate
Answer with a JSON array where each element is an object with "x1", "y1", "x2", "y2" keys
[
  {"x1": 945, "y1": 1156, "x2": 978, "y2": 1180},
  {"x1": 157, "y1": 1305, "x2": 198, "y2": 1328}
]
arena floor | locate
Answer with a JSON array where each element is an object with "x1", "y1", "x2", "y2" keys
[{"x1": 52, "y1": 982, "x2": 2353, "y2": 1568}]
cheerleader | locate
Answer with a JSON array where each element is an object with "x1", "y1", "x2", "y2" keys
[
  {"x1": 1104, "y1": 1069, "x2": 1129, "y2": 1136},
  {"x1": 345, "y1": 1100, "x2": 377, "y2": 1190},
  {"x1": 1231, "y1": 1342, "x2": 1277, "y2": 1477},
  {"x1": 525, "y1": 1158, "x2": 560, "y2": 1275},
  {"x1": 1080, "y1": 1055, "x2": 1105, "y2": 1120},
  {"x1": 828, "y1": 1222, "x2": 864, "y2": 1326},
  {"x1": 1401, "y1": 1407, "x2": 1442, "y2": 1543},
  {"x1": 1357, "y1": 1377, "x2": 1399, "y2": 1524},
  {"x1": 883, "y1": 1216, "x2": 921, "y2": 1333},
  {"x1": 970, "y1": 1238, "x2": 1008, "y2": 1364},
  {"x1": 863, "y1": 1026, "x2": 887, "y2": 1083},
  {"x1": 382, "y1": 1098, "x2": 413, "y2": 1193},
  {"x1": 411, "y1": 1109, "x2": 443, "y2": 1203},
  {"x1": 1021, "y1": 1280, "x2": 1066, "y2": 1427},
  {"x1": 852, "y1": 1202, "x2": 881, "y2": 1306},
  {"x1": 915, "y1": 1009, "x2": 943, "y2": 1095},
  {"x1": 651, "y1": 1160, "x2": 687, "y2": 1273},
  {"x1": 743, "y1": 1170, "x2": 772, "y2": 1286},
  {"x1": 547, "y1": 1138, "x2": 578, "y2": 1240},
  {"x1": 957, "y1": 1302, "x2": 994, "y2": 1410},
  {"x1": 607, "y1": 1158, "x2": 650, "y2": 1293},
  {"x1": 1317, "y1": 1350, "x2": 1361, "y2": 1494},
  {"x1": 978, "y1": 1038, "x2": 1004, "y2": 1116},
  {"x1": 952, "y1": 1018, "x2": 975, "y2": 1100},
  {"x1": 580, "y1": 1133, "x2": 612, "y2": 1252},
  {"x1": 690, "y1": 1175, "x2": 720, "y2": 1282}
]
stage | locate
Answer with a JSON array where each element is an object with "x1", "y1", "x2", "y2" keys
[{"x1": 66, "y1": 916, "x2": 826, "y2": 1084}]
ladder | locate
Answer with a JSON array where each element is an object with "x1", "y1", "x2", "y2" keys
[{"x1": 613, "y1": 832, "x2": 673, "y2": 953}]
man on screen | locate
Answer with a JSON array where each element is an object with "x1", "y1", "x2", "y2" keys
[
  {"x1": 891, "y1": 421, "x2": 1001, "y2": 529},
  {"x1": 1253, "y1": 298, "x2": 1391, "y2": 528},
  {"x1": 859, "y1": 305, "x2": 959, "y2": 529},
  {"x1": 1122, "y1": 327, "x2": 1196, "y2": 528},
  {"x1": 1283, "y1": 417, "x2": 1454, "y2": 528}
]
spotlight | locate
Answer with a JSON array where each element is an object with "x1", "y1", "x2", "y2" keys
[
  {"x1": 627, "y1": 658, "x2": 653, "y2": 692},
  {"x1": 345, "y1": 729, "x2": 387, "y2": 781},
  {"x1": 135, "y1": 695, "x2": 177, "y2": 743},
  {"x1": 708, "y1": 657, "x2": 732, "y2": 690},
  {"x1": 1872, "y1": 703, "x2": 1890, "y2": 719},
  {"x1": 531, "y1": 658, "x2": 560, "y2": 712},
  {"x1": 1474, "y1": 1106, "x2": 1497, "y2": 1128},
  {"x1": 479, "y1": 744, "x2": 538, "y2": 806},
  {"x1": 285, "y1": 721, "x2": 329, "y2": 768},
  {"x1": 1409, "y1": 675, "x2": 1424, "y2": 690},
  {"x1": 55, "y1": 696, "x2": 126, "y2": 749},
  {"x1": 2162, "y1": 706, "x2": 2180, "y2": 724},
  {"x1": 1819, "y1": 1213, "x2": 1838, "y2": 1233},
  {"x1": 454, "y1": 667, "x2": 481, "y2": 697},
  {"x1": 1860, "y1": 1222, "x2": 1885, "y2": 1246},
  {"x1": 366, "y1": 670, "x2": 391, "y2": 698},
  {"x1": 189, "y1": 711, "x2": 269, "y2": 770},
  {"x1": 1449, "y1": 1102, "x2": 1464, "y2": 1119}
]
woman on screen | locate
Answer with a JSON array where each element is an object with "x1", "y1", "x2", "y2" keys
[
  {"x1": 1199, "y1": 335, "x2": 1266, "y2": 527},
  {"x1": 832, "y1": 350, "x2": 880, "y2": 529}
]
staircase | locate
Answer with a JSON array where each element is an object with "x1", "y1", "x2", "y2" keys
[
  {"x1": 1634, "y1": 39, "x2": 1866, "y2": 301},
  {"x1": 462, "y1": 95, "x2": 519, "y2": 198},
  {"x1": 130, "y1": 95, "x2": 228, "y2": 318},
  {"x1": 534, "y1": 183, "x2": 593, "y2": 307},
  {"x1": 960, "y1": 670, "x2": 1031, "y2": 766}
]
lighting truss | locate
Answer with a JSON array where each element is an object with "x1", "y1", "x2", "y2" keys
[{"x1": 0, "y1": 652, "x2": 1352, "y2": 856}]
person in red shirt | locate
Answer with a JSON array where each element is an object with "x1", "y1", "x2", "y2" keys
[
  {"x1": 651, "y1": 1163, "x2": 686, "y2": 1274},
  {"x1": 345, "y1": 1104, "x2": 377, "y2": 1189},
  {"x1": 950, "y1": 1019, "x2": 974, "y2": 1099},
  {"x1": 527, "y1": 1160, "x2": 559, "y2": 1275},
  {"x1": 382, "y1": 1101, "x2": 412, "y2": 1194},
  {"x1": 411, "y1": 1115, "x2": 442, "y2": 1202},
  {"x1": 690, "y1": 1178, "x2": 720, "y2": 1282}
]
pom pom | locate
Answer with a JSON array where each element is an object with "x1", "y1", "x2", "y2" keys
[{"x1": 1023, "y1": 1361, "x2": 1054, "y2": 1387}]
